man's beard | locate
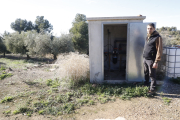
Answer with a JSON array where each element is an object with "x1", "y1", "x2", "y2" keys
[{"x1": 147, "y1": 33, "x2": 151, "y2": 37}]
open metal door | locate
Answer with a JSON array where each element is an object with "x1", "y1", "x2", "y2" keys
[{"x1": 127, "y1": 23, "x2": 156, "y2": 82}]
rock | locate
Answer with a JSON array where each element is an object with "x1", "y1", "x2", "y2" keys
[
  {"x1": 49, "y1": 69, "x2": 56, "y2": 72},
  {"x1": 4, "y1": 106, "x2": 10, "y2": 109},
  {"x1": 9, "y1": 67, "x2": 13, "y2": 71}
]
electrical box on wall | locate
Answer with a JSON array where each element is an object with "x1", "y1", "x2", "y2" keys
[{"x1": 87, "y1": 16, "x2": 155, "y2": 84}]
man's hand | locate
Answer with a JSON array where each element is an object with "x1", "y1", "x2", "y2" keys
[{"x1": 152, "y1": 63, "x2": 158, "y2": 69}]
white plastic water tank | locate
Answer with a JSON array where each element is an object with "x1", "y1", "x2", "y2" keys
[{"x1": 165, "y1": 47, "x2": 180, "y2": 78}]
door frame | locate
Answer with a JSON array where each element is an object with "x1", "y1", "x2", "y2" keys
[{"x1": 101, "y1": 22, "x2": 129, "y2": 83}]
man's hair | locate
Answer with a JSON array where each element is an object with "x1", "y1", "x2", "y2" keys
[{"x1": 147, "y1": 23, "x2": 155, "y2": 28}]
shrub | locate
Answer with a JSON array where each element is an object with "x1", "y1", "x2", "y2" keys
[{"x1": 55, "y1": 52, "x2": 89, "y2": 88}]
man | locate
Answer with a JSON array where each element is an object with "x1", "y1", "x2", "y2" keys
[{"x1": 143, "y1": 23, "x2": 163, "y2": 94}]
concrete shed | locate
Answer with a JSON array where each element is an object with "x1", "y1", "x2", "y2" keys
[{"x1": 87, "y1": 16, "x2": 155, "y2": 84}]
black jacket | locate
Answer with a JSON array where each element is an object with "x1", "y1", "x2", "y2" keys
[{"x1": 143, "y1": 31, "x2": 161, "y2": 61}]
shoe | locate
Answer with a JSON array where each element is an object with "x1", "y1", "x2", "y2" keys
[{"x1": 148, "y1": 90, "x2": 156, "y2": 95}]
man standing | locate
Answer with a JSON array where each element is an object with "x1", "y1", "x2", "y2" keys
[{"x1": 143, "y1": 23, "x2": 163, "y2": 94}]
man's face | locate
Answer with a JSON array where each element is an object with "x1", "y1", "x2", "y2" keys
[{"x1": 147, "y1": 25, "x2": 155, "y2": 34}]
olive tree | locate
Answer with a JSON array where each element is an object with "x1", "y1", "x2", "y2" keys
[
  {"x1": 0, "y1": 35, "x2": 6, "y2": 57},
  {"x1": 52, "y1": 34, "x2": 74, "y2": 59},
  {"x1": 4, "y1": 32, "x2": 30, "y2": 59},
  {"x1": 25, "y1": 31, "x2": 74, "y2": 59}
]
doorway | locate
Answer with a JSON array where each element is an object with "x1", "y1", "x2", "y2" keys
[{"x1": 103, "y1": 24, "x2": 127, "y2": 80}]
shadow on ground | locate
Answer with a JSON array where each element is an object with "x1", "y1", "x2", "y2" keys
[{"x1": 0, "y1": 54, "x2": 54, "y2": 64}]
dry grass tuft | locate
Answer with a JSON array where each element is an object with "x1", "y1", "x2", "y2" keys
[{"x1": 55, "y1": 52, "x2": 89, "y2": 85}]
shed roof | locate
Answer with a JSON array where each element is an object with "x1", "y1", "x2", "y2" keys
[{"x1": 86, "y1": 16, "x2": 146, "y2": 21}]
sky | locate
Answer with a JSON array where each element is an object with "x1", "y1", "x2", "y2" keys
[{"x1": 0, "y1": 0, "x2": 180, "y2": 36}]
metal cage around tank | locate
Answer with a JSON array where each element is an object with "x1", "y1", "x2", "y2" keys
[{"x1": 164, "y1": 47, "x2": 180, "y2": 78}]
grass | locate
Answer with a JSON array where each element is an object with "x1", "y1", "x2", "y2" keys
[
  {"x1": 162, "y1": 97, "x2": 172, "y2": 105},
  {"x1": 0, "y1": 72, "x2": 13, "y2": 80},
  {"x1": 1, "y1": 80, "x2": 150, "y2": 116},
  {"x1": 0, "y1": 53, "x2": 152, "y2": 117},
  {"x1": 3, "y1": 110, "x2": 11, "y2": 114},
  {"x1": 0, "y1": 58, "x2": 28, "y2": 69},
  {"x1": 0, "y1": 66, "x2": 6, "y2": 71},
  {"x1": 13, "y1": 106, "x2": 33, "y2": 115},
  {"x1": 0, "y1": 96, "x2": 13, "y2": 103}
]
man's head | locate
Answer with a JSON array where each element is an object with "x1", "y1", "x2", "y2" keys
[{"x1": 147, "y1": 23, "x2": 155, "y2": 35}]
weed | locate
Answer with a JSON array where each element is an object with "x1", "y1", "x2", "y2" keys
[
  {"x1": 13, "y1": 110, "x2": 20, "y2": 115},
  {"x1": 38, "y1": 110, "x2": 45, "y2": 115},
  {"x1": 62, "y1": 103, "x2": 75, "y2": 114},
  {"x1": 88, "y1": 100, "x2": 95, "y2": 105},
  {"x1": 57, "y1": 111, "x2": 63, "y2": 115},
  {"x1": 3, "y1": 110, "x2": 11, "y2": 114},
  {"x1": 0, "y1": 66, "x2": 6, "y2": 71},
  {"x1": 162, "y1": 97, "x2": 172, "y2": 105},
  {"x1": 34, "y1": 100, "x2": 50, "y2": 108},
  {"x1": 46, "y1": 78, "x2": 60, "y2": 88},
  {"x1": 19, "y1": 107, "x2": 32, "y2": 113},
  {"x1": 46, "y1": 79, "x2": 53, "y2": 86},
  {"x1": 13, "y1": 106, "x2": 33, "y2": 115},
  {"x1": 98, "y1": 97, "x2": 110, "y2": 104},
  {"x1": 77, "y1": 98, "x2": 89, "y2": 106},
  {"x1": 57, "y1": 94, "x2": 71, "y2": 103},
  {"x1": 27, "y1": 113, "x2": 32, "y2": 117},
  {"x1": 0, "y1": 72, "x2": 13, "y2": 80},
  {"x1": 0, "y1": 96, "x2": 13, "y2": 103}
]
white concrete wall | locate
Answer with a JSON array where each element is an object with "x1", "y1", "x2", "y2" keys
[
  {"x1": 87, "y1": 17, "x2": 146, "y2": 84},
  {"x1": 88, "y1": 21, "x2": 103, "y2": 83}
]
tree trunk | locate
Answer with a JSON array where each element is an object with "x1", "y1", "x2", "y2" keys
[
  {"x1": 3, "y1": 51, "x2": 5, "y2": 57},
  {"x1": 53, "y1": 54, "x2": 57, "y2": 60},
  {"x1": 27, "y1": 54, "x2": 30, "y2": 60}
]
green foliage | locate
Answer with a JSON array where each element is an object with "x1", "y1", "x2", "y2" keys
[
  {"x1": 62, "y1": 103, "x2": 75, "y2": 114},
  {"x1": 10, "y1": 18, "x2": 34, "y2": 33},
  {"x1": 13, "y1": 110, "x2": 20, "y2": 115},
  {"x1": 34, "y1": 16, "x2": 53, "y2": 33},
  {"x1": 25, "y1": 31, "x2": 74, "y2": 59},
  {"x1": 88, "y1": 100, "x2": 95, "y2": 105},
  {"x1": 170, "y1": 77, "x2": 180, "y2": 84},
  {"x1": 162, "y1": 97, "x2": 172, "y2": 105},
  {"x1": 0, "y1": 66, "x2": 6, "y2": 71},
  {"x1": 46, "y1": 78, "x2": 60, "y2": 88},
  {"x1": 77, "y1": 98, "x2": 89, "y2": 106},
  {"x1": 0, "y1": 35, "x2": 6, "y2": 54},
  {"x1": 69, "y1": 13, "x2": 88, "y2": 53},
  {"x1": 0, "y1": 96, "x2": 13, "y2": 103},
  {"x1": 4, "y1": 32, "x2": 28, "y2": 55},
  {"x1": 13, "y1": 107, "x2": 33, "y2": 115},
  {"x1": 57, "y1": 94, "x2": 71, "y2": 103},
  {"x1": 51, "y1": 34, "x2": 74, "y2": 59},
  {"x1": 38, "y1": 110, "x2": 45, "y2": 115},
  {"x1": 3, "y1": 110, "x2": 11, "y2": 114},
  {"x1": 0, "y1": 72, "x2": 13, "y2": 80},
  {"x1": 46, "y1": 79, "x2": 53, "y2": 86}
]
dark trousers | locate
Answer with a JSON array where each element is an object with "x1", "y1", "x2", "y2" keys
[{"x1": 143, "y1": 58, "x2": 156, "y2": 91}]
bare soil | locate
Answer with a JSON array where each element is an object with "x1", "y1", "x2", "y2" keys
[{"x1": 0, "y1": 56, "x2": 180, "y2": 120}]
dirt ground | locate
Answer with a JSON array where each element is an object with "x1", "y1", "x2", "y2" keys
[{"x1": 0, "y1": 56, "x2": 180, "y2": 120}]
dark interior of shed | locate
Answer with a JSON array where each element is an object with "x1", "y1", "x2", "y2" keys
[{"x1": 104, "y1": 24, "x2": 127, "y2": 80}]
